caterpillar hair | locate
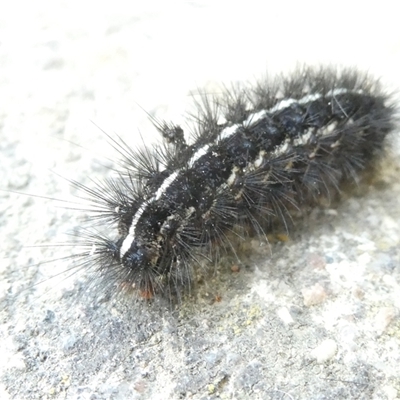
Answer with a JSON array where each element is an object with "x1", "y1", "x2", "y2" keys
[{"x1": 42, "y1": 65, "x2": 397, "y2": 301}]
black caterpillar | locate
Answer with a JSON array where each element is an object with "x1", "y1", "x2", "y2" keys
[{"x1": 69, "y1": 66, "x2": 396, "y2": 300}]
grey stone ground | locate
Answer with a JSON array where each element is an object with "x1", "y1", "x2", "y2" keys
[{"x1": 0, "y1": 2, "x2": 400, "y2": 399}]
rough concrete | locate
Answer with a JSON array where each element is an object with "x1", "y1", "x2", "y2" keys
[{"x1": 1, "y1": 2, "x2": 400, "y2": 399}]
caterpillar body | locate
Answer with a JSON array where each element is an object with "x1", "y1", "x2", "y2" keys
[{"x1": 69, "y1": 66, "x2": 396, "y2": 300}]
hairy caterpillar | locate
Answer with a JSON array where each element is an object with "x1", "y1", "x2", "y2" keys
[{"x1": 54, "y1": 66, "x2": 396, "y2": 301}]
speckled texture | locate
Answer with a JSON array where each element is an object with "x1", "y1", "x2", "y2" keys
[{"x1": 1, "y1": 2, "x2": 400, "y2": 400}]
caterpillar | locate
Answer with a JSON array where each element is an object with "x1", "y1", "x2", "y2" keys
[{"x1": 60, "y1": 66, "x2": 396, "y2": 301}]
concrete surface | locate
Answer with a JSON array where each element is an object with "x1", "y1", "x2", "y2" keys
[{"x1": 1, "y1": 2, "x2": 400, "y2": 399}]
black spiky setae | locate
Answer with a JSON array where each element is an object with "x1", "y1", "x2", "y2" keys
[{"x1": 63, "y1": 66, "x2": 396, "y2": 300}]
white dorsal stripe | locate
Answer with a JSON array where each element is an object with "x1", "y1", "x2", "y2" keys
[
  {"x1": 188, "y1": 145, "x2": 210, "y2": 167},
  {"x1": 217, "y1": 88, "x2": 357, "y2": 143},
  {"x1": 121, "y1": 171, "x2": 179, "y2": 256},
  {"x1": 155, "y1": 171, "x2": 179, "y2": 200},
  {"x1": 120, "y1": 201, "x2": 148, "y2": 256}
]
